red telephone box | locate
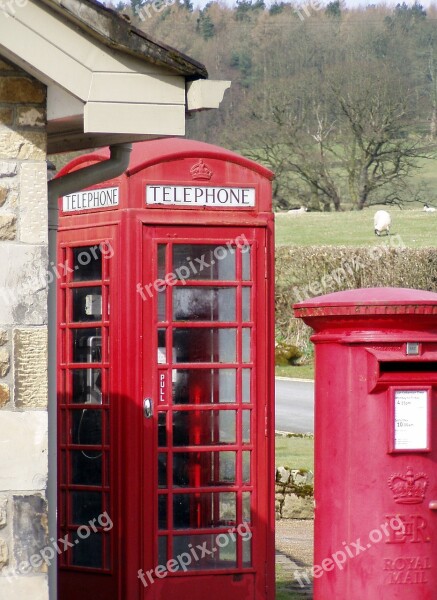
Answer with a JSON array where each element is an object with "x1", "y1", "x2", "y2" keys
[
  {"x1": 294, "y1": 287, "x2": 437, "y2": 600},
  {"x1": 55, "y1": 139, "x2": 275, "y2": 600}
]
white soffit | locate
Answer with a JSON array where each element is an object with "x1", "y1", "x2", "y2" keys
[
  {"x1": 0, "y1": 0, "x2": 200, "y2": 150},
  {"x1": 0, "y1": 0, "x2": 230, "y2": 151}
]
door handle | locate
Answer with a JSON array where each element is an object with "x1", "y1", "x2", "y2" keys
[
  {"x1": 429, "y1": 500, "x2": 437, "y2": 510},
  {"x1": 143, "y1": 398, "x2": 153, "y2": 419}
]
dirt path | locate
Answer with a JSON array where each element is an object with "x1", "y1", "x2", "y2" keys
[{"x1": 276, "y1": 519, "x2": 314, "y2": 598}]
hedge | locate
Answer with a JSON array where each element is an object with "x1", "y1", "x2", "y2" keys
[{"x1": 275, "y1": 243, "x2": 437, "y2": 355}]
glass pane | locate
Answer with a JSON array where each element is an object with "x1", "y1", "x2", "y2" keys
[
  {"x1": 72, "y1": 287, "x2": 102, "y2": 322},
  {"x1": 242, "y1": 369, "x2": 251, "y2": 404},
  {"x1": 173, "y1": 451, "x2": 236, "y2": 487},
  {"x1": 73, "y1": 329, "x2": 102, "y2": 363},
  {"x1": 242, "y1": 288, "x2": 251, "y2": 322},
  {"x1": 158, "y1": 413, "x2": 167, "y2": 447},
  {"x1": 173, "y1": 411, "x2": 236, "y2": 446},
  {"x1": 105, "y1": 537, "x2": 111, "y2": 571},
  {"x1": 172, "y1": 369, "x2": 236, "y2": 404},
  {"x1": 72, "y1": 410, "x2": 102, "y2": 445},
  {"x1": 72, "y1": 491, "x2": 102, "y2": 524},
  {"x1": 219, "y1": 411, "x2": 237, "y2": 443},
  {"x1": 158, "y1": 244, "x2": 167, "y2": 280},
  {"x1": 242, "y1": 536, "x2": 252, "y2": 567},
  {"x1": 172, "y1": 245, "x2": 236, "y2": 281},
  {"x1": 158, "y1": 289, "x2": 166, "y2": 322},
  {"x1": 173, "y1": 492, "x2": 236, "y2": 529},
  {"x1": 72, "y1": 451, "x2": 102, "y2": 485},
  {"x1": 242, "y1": 411, "x2": 251, "y2": 444},
  {"x1": 60, "y1": 412, "x2": 67, "y2": 444},
  {"x1": 173, "y1": 288, "x2": 236, "y2": 322},
  {"x1": 158, "y1": 453, "x2": 167, "y2": 488},
  {"x1": 158, "y1": 536, "x2": 167, "y2": 565},
  {"x1": 173, "y1": 534, "x2": 236, "y2": 570},
  {"x1": 73, "y1": 246, "x2": 102, "y2": 282},
  {"x1": 242, "y1": 491, "x2": 251, "y2": 523},
  {"x1": 242, "y1": 328, "x2": 251, "y2": 363},
  {"x1": 219, "y1": 451, "x2": 237, "y2": 484},
  {"x1": 72, "y1": 369, "x2": 102, "y2": 404},
  {"x1": 158, "y1": 495, "x2": 167, "y2": 530},
  {"x1": 72, "y1": 531, "x2": 102, "y2": 568},
  {"x1": 174, "y1": 328, "x2": 236, "y2": 363},
  {"x1": 158, "y1": 329, "x2": 166, "y2": 364},
  {"x1": 242, "y1": 451, "x2": 251, "y2": 484},
  {"x1": 242, "y1": 246, "x2": 251, "y2": 281}
]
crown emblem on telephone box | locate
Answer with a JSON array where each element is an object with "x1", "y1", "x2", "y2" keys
[
  {"x1": 388, "y1": 467, "x2": 429, "y2": 504},
  {"x1": 190, "y1": 159, "x2": 213, "y2": 181}
]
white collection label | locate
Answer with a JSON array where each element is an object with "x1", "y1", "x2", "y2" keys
[
  {"x1": 146, "y1": 185, "x2": 255, "y2": 207},
  {"x1": 63, "y1": 187, "x2": 119, "y2": 212},
  {"x1": 394, "y1": 390, "x2": 428, "y2": 450}
]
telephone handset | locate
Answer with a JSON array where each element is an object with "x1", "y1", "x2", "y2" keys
[
  {"x1": 78, "y1": 335, "x2": 102, "y2": 458},
  {"x1": 86, "y1": 336, "x2": 102, "y2": 405}
]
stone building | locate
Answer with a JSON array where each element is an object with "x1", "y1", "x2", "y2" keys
[{"x1": 0, "y1": 1, "x2": 228, "y2": 598}]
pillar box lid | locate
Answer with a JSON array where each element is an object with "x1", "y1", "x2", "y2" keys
[{"x1": 294, "y1": 287, "x2": 437, "y2": 337}]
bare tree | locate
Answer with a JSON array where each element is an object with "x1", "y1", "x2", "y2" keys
[{"x1": 246, "y1": 59, "x2": 431, "y2": 210}]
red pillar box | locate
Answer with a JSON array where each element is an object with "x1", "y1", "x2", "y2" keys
[
  {"x1": 56, "y1": 139, "x2": 275, "y2": 600},
  {"x1": 294, "y1": 287, "x2": 437, "y2": 600}
]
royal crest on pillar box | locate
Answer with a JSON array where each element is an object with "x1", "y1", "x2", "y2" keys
[{"x1": 388, "y1": 467, "x2": 429, "y2": 504}]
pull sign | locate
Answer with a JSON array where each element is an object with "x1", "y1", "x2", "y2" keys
[
  {"x1": 63, "y1": 187, "x2": 119, "y2": 212},
  {"x1": 146, "y1": 185, "x2": 255, "y2": 208},
  {"x1": 159, "y1": 372, "x2": 166, "y2": 403}
]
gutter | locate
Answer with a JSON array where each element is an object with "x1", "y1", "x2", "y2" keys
[
  {"x1": 48, "y1": 143, "x2": 132, "y2": 201},
  {"x1": 46, "y1": 142, "x2": 132, "y2": 600}
]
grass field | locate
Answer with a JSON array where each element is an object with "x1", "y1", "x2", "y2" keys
[
  {"x1": 276, "y1": 566, "x2": 303, "y2": 600},
  {"x1": 275, "y1": 364, "x2": 314, "y2": 380},
  {"x1": 275, "y1": 205, "x2": 436, "y2": 380},
  {"x1": 275, "y1": 435, "x2": 314, "y2": 470},
  {"x1": 275, "y1": 207, "x2": 437, "y2": 247}
]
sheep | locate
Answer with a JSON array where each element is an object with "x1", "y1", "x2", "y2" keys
[
  {"x1": 287, "y1": 206, "x2": 308, "y2": 216},
  {"x1": 423, "y1": 203, "x2": 436, "y2": 213},
  {"x1": 374, "y1": 210, "x2": 391, "y2": 236}
]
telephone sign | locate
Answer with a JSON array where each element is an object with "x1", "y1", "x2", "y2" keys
[{"x1": 145, "y1": 184, "x2": 256, "y2": 207}]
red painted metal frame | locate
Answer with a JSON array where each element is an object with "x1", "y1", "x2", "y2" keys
[
  {"x1": 57, "y1": 226, "x2": 120, "y2": 599},
  {"x1": 56, "y1": 139, "x2": 275, "y2": 600},
  {"x1": 144, "y1": 229, "x2": 259, "y2": 583}
]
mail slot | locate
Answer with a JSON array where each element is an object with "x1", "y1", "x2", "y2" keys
[
  {"x1": 55, "y1": 139, "x2": 275, "y2": 600},
  {"x1": 294, "y1": 287, "x2": 437, "y2": 600}
]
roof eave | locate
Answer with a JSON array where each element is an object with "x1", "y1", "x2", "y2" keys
[{"x1": 39, "y1": 0, "x2": 208, "y2": 79}]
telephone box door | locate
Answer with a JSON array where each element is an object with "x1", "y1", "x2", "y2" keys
[{"x1": 140, "y1": 225, "x2": 271, "y2": 599}]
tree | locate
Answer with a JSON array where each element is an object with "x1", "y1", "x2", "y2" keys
[
  {"x1": 197, "y1": 8, "x2": 215, "y2": 39},
  {"x1": 244, "y1": 56, "x2": 430, "y2": 210},
  {"x1": 325, "y1": 0, "x2": 341, "y2": 18}
]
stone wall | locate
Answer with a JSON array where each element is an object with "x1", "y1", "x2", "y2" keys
[
  {"x1": 275, "y1": 467, "x2": 314, "y2": 520},
  {"x1": 0, "y1": 56, "x2": 49, "y2": 599}
]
